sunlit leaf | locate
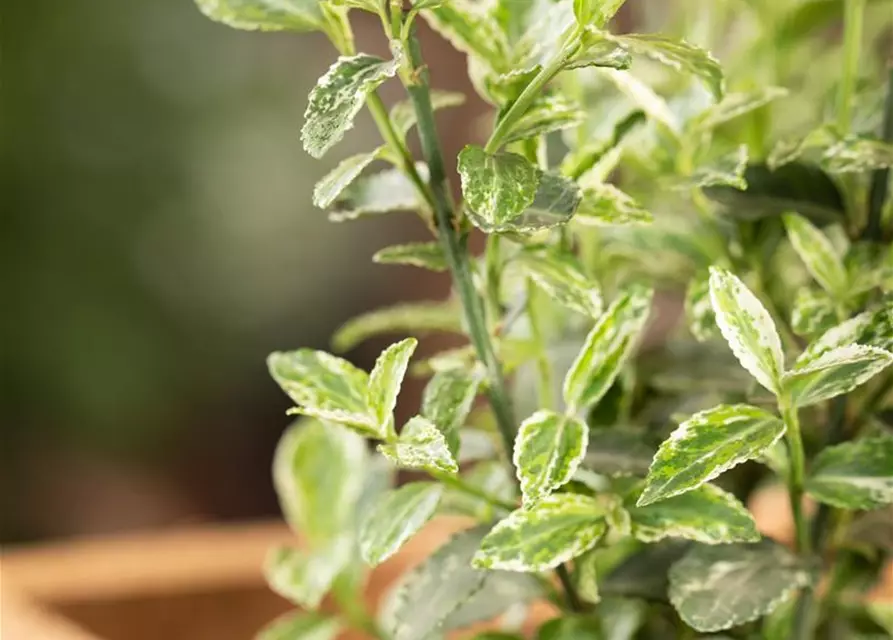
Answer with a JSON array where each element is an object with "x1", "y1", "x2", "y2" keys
[
  {"x1": 782, "y1": 213, "x2": 848, "y2": 298},
  {"x1": 424, "y1": 2, "x2": 511, "y2": 72},
  {"x1": 602, "y1": 69, "x2": 680, "y2": 133},
  {"x1": 574, "y1": 183, "x2": 653, "y2": 226},
  {"x1": 359, "y1": 482, "x2": 443, "y2": 566},
  {"x1": 459, "y1": 145, "x2": 539, "y2": 228},
  {"x1": 573, "y1": 0, "x2": 627, "y2": 27},
  {"x1": 373, "y1": 241, "x2": 448, "y2": 272},
  {"x1": 515, "y1": 248, "x2": 603, "y2": 317},
  {"x1": 805, "y1": 435, "x2": 893, "y2": 509},
  {"x1": 691, "y1": 87, "x2": 788, "y2": 132},
  {"x1": 782, "y1": 345, "x2": 893, "y2": 408},
  {"x1": 379, "y1": 416, "x2": 459, "y2": 475},
  {"x1": 194, "y1": 0, "x2": 324, "y2": 32},
  {"x1": 514, "y1": 410, "x2": 589, "y2": 506},
  {"x1": 368, "y1": 338, "x2": 417, "y2": 437},
  {"x1": 332, "y1": 301, "x2": 462, "y2": 352}
]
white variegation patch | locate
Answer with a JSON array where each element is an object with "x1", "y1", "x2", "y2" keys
[
  {"x1": 794, "y1": 311, "x2": 875, "y2": 367},
  {"x1": 313, "y1": 149, "x2": 381, "y2": 209},
  {"x1": 378, "y1": 416, "x2": 459, "y2": 475},
  {"x1": 806, "y1": 435, "x2": 893, "y2": 509},
  {"x1": 373, "y1": 242, "x2": 448, "y2": 272},
  {"x1": 513, "y1": 410, "x2": 589, "y2": 506},
  {"x1": 783, "y1": 344, "x2": 893, "y2": 407},
  {"x1": 368, "y1": 338, "x2": 418, "y2": 437},
  {"x1": 359, "y1": 482, "x2": 443, "y2": 566}
]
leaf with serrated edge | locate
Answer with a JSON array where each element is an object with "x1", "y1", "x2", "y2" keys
[
  {"x1": 458, "y1": 146, "x2": 539, "y2": 227},
  {"x1": 638, "y1": 404, "x2": 785, "y2": 506},
  {"x1": 368, "y1": 338, "x2": 417, "y2": 437},
  {"x1": 574, "y1": 183, "x2": 653, "y2": 226},
  {"x1": 805, "y1": 435, "x2": 893, "y2": 509},
  {"x1": 514, "y1": 410, "x2": 589, "y2": 506},
  {"x1": 516, "y1": 248, "x2": 603, "y2": 317},
  {"x1": 563, "y1": 286, "x2": 653, "y2": 414},
  {"x1": 691, "y1": 87, "x2": 788, "y2": 131},
  {"x1": 391, "y1": 90, "x2": 466, "y2": 138},
  {"x1": 629, "y1": 484, "x2": 759, "y2": 544},
  {"x1": 668, "y1": 541, "x2": 809, "y2": 633},
  {"x1": 373, "y1": 242, "x2": 448, "y2": 271},
  {"x1": 194, "y1": 0, "x2": 324, "y2": 32},
  {"x1": 256, "y1": 611, "x2": 341, "y2": 640},
  {"x1": 332, "y1": 301, "x2": 461, "y2": 352},
  {"x1": 473, "y1": 493, "x2": 607, "y2": 572},
  {"x1": 794, "y1": 310, "x2": 877, "y2": 367},
  {"x1": 783, "y1": 213, "x2": 848, "y2": 298},
  {"x1": 379, "y1": 416, "x2": 459, "y2": 475},
  {"x1": 708, "y1": 266, "x2": 784, "y2": 394},
  {"x1": 421, "y1": 369, "x2": 483, "y2": 459},
  {"x1": 782, "y1": 345, "x2": 893, "y2": 408},
  {"x1": 313, "y1": 149, "x2": 381, "y2": 209},
  {"x1": 685, "y1": 272, "x2": 718, "y2": 342},
  {"x1": 265, "y1": 537, "x2": 353, "y2": 609},
  {"x1": 360, "y1": 482, "x2": 443, "y2": 566}
]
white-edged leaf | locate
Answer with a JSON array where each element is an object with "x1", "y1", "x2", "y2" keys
[
  {"x1": 685, "y1": 272, "x2": 718, "y2": 342},
  {"x1": 328, "y1": 165, "x2": 427, "y2": 222},
  {"x1": 379, "y1": 416, "x2": 459, "y2": 475},
  {"x1": 805, "y1": 435, "x2": 893, "y2": 509},
  {"x1": 503, "y1": 95, "x2": 585, "y2": 144},
  {"x1": 668, "y1": 541, "x2": 809, "y2": 633},
  {"x1": 566, "y1": 36, "x2": 632, "y2": 71},
  {"x1": 458, "y1": 145, "x2": 539, "y2": 228},
  {"x1": 359, "y1": 482, "x2": 443, "y2": 566},
  {"x1": 638, "y1": 404, "x2": 785, "y2": 506},
  {"x1": 782, "y1": 344, "x2": 893, "y2": 408},
  {"x1": 574, "y1": 183, "x2": 653, "y2": 226},
  {"x1": 302, "y1": 54, "x2": 400, "y2": 158},
  {"x1": 794, "y1": 310, "x2": 877, "y2": 367},
  {"x1": 332, "y1": 301, "x2": 461, "y2": 352},
  {"x1": 373, "y1": 241, "x2": 448, "y2": 271},
  {"x1": 678, "y1": 145, "x2": 747, "y2": 190},
  {"x1": 821, "y1": 136, "x2": 893, "y2": 174},
  {"x1": 423, "y1": 3, "x2": 510, "y2": 73},
  {"x1": 194, "y1": 0, "x2": 325, "y2": 32},
  {"x1": 513, "y1": 410, "x2": 589, "y2": 506},
  {"x1": 691, "y1": 87, "x2": 788, "y2": 131},
  {"x1": 708, "y1": 266, "x2": 784, "y2": 394},
  {"x1": 391, "y1": 90, "x2": 466, "y2": 138},
  {"x1": 790, "y1": 287, "x2": 837, "y2": 338},
  {"x1": 783, "y1": 212, "x2": 848, "y2": 298},
  {"x1": 421, "y1": 368, "x2": 483, "y2": 459},
  {"x1": 563, "y1": 285, "x2": 653, "y2": 414},
  {"x1": 470, "y1": 171, "x2": 581, "y2": 234},
  {"x1": 629, "y1": 484, "x2": 760, "y2": 544},
  {"x1": 264, "y1": 537, "x2": 353, "y2": 609},
  {"x1": 256, "y1": 611, "x2": 341, "y2": 640},
  {"x1": 473, "y1": 493, "x2": 607, "y2": 572},
  {"x1": 516, "y1": 248, "x2": 603, "y2": 317},
  {"x1": 368, "y1": 338, "x2": 418, "y2": 437},
  {"x1": 313, "y1": 149, "x2": 381, "y2": 208}
]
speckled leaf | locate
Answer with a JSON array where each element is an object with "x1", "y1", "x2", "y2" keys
[
  {"x1": 691, "y1": 87, "x2": 788, "y2": 131},
  {"x1": 256, "y1": 611, "x2": 341, "y2": 640},
  {"x1": 821, "y1": 137, "x2": 893, "y2": 174},
  {"x1": 194, "y1": 0, "x2": 324, "y2": 32},
  {"x1": 805, "y1": 436, "x2": 893, "y2": 509},
  {"x1": 503, "y1": 95, "x2": 585, "y2": 144},
  {"x1": 678, "y1": 146, "x2": 747, "y2": 190},
  {"x1": 566, "y1": 36, "x2": 631, "y2": 71},
  {"x1": 329, "y1": 165, "x2": 427, "y2": 222},
  {"x1": 473, "y1": 493, "x2": 607, "y2": 572},
  {"x1": 516, "y1": 248, "x2": 603, "y2": 317},
  {"x1": 360, "y1": 482, "x2": 443, "y2": 566},
  {"x1": 685, "y1": 272, "x2": 718, "y2": 342},
  {"x1": 391, "y1": 90, "x2": 466, "y2": 139},
  {"x1": 638, "y1": 404, "x2": 785, "y2": 506},
  {"x1": 575, "y1": 184, "x2": 653, "y2": 226},
  {"x1": 424, "y1": 3, "x2": 510, "y2": 72},
  {"x1": 479, "y1": 172, "x2": 582, "y2": 233},
  {"x1": 783, "y1": 213, "x2": 848, "y2": 298},
  {"x1": 708, "y1": 266, "x2": 784, "y2": 394},
  {"x1": 629, "y1": 484, "x2": 759, "y2": 544},
  {"x1": 268, "y1": 350, "x2": 381, "y2": 436},
  {"x1": 368, "y1": 338, "x2": 418, "y2": 438},
  {"x1": 265, "y1": 537, "x2": 353, "y2": 609},
  {"x1": 302, "y1": 54, "x2": 400, "y2": 159},
  {"x1": 379, "y1": 416, "x2": 459, "y2": 475},
  {"x1": 794, "y1": 310, "x2": 878, "y2": 367},
  {"x1": 782, "y1": 345, "x2": 893, "y2": 408},
  {"x1": 514, "y1": 410, "x2": 589, "y2": 506},
  {"x1": 668, "y1": 541, "x2": 810, "y2": 632},
  {"x1": 373, "y1": 242, "x2": 448, "y2": 272},
  {"x1": 313, "y1": 149, "x2": 381, "y2": 209},
  {"x1": 537, "y1": 616, "x2": 603, "y2": 639},
  {"x1": 563, "y1": 286, "x2": 653, "y2": 414},
  {"x1": 458, "y1": 146, "x2": 539, "y2": 228},
  {"x1": 421, "y1": 369, "x2": 483, "y2": 459},
  {"x1": 791, "y1": 287, "x2": 837, "y2": 338},
  {"x1": 332, "y1": 301, "x2": 461, "y2": 352}
]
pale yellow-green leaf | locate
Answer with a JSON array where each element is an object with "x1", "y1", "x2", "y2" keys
[
  {"x1": 379, "y1": 416, "x2": 459, "y2": 475},
  {"x1": 313, "y1": 149, "x2": 381, "y2": 209},
  {"x1": 264, "y1": 537, "x2": 353, "y2": 609},
  {"x1": 332, "y1": 301, "x2": 462, "y2": 352},
  {"x1": 782, "y1": 344, "x2": 893, "y2": 408},
  {"x1": 685, "y1": 272, "x2": 718, "y2": 342},
  {"x1": 574, "y1": 183, "x2": 653, "y2": 226},
  {"x1": 691, "y1": 87, "x2": 788, "y2": 132},
  {"x1": 421, "y1": 368, "x2": 483, "y2": 459},
  {"x1": 256, "y1": 611, "x2": 341, "y2": 640},
  {"x1": 368, "y1": 338, "x2": 418, "y2": 437},
  {"x1": 194, "y1": 0, "x2": 324, "y2": 32},
  {"x1": 513, "y1": 410, "x2": 589, "y2": 506},
  {"x1": 359, "y1": 482, "x2": 443, "y2": 566},
  {"x1": 373, "y1": 241, "x2": 448, "y2": 272},
  {"x1": 783, "y1": 213, "x2": 848, "y2": 298}
]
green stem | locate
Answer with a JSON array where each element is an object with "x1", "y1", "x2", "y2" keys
[
  {"x1": 837, "y1": 0, "x2": 865, "y2": 133},
  {"x1": 402, "y1": 30, "x2": 518, "y2": 461},
  {"x1": 527, "y1": 280, "x2": 556, "y2": 411}
]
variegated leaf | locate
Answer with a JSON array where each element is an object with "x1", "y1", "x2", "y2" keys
[
  {"x1": 821, "y1": 136, "x2": 893, "y2": 174},
  {"x1": 379, "y1": 416, "x2": 459, "y2": 475},
  {"x1": 458, "y1": 145, "x2": 539, "y2": 228},
  {"x1": 468, "y1": 171, "x2": 582, "y2": 234},
  {"x1": 256, "y1": 611, "x2": 341, "y2": 640},
  {"x1": 794, "y1": 309, "x2": 878, "y2": 367},
  {"x1": 503, "y1": 95, "x2": 585, "y2": 144},
  {"x1": 708, "y1": 266, "x2": 784, "y2": 394},
  {"x1": 360, "y1": 482, "x2": 443, "y2": 566},
  {"x1": 473, "y1": 493, "x2": 607, "y2": 572},
  {"x1": 367, "y1": 338, "x2": 417, "y2": 438},
  {"x1": 573, "y1": 0, "x2": 626, "y2": 27},
  {"x1": 421, "y1": 369, "x2": 483, "y2": 459},
  {"x1": 805, "y1": 436, "x2": 893, "y2": 509},
  {"x1": 629, "y1": 484, "x2": 759, "y2": 544},
  {"x1": 574, "y1": 183, "x2": 653, "y2": 226},
  {"x1": 638, "y1": 404, "x2": 785, "y2": 506},
  {"x1": 443, "y1": 571, "x2": 542, "y2": 632},
  {"x1": 423, "y1": 3, "x2": 510, "y2": 73},
  {"x1": 332, "y1": 301, "x2": 461, "y2": 352},
  {"x1": 782, "y1": 345, "x2": 893, "y2": 408},
  {"x1": 328, "y1": 165, "x2": 427, "y2": 222},
  {"x1": 264, "y1": 537, "x2": 353, "y2": 609},
  {"x1": 193, "y1": 0, "x2": 325, "y2": 32},
  {"x1": 563, "y1": 286, "x2": 653, "y2": 414},
  {"x1": 313, "y1": 149, "x2": 381, "y2": 209},
  {"x1": 575, "y1": 550, "x2": 600, "y2": 604},
  {"x1": 602, "y1": 69, "x2": 680, "y2": 133},
  {"x1": 691, "y1": 87, "x2": 788, "y2": 132},
  {"x1": 685, "y1": 272, "x2": 718, "y2": 342},
  {"x1": 782, "y1": 213, "x2": 848, "y2": 298},
  {"x1": 513, "y1": 410, "x2": 589, "y2": 506},
  {"x1": 515, "y1": 248, "x2": 603, "y2": 317},
  {"x1": 302, "y1": 54, "x2": 400, "y2": 158},
  {"x1": 373, "y1": 242, "x2": 448, "y2": 271},
  {"x1": 791, "y1": 287, "x2": 837, "y2": 338},
  {"x1": 391, "y1": 90, "x2": 466, "y2": 139},
  {"x1": 677, "y1": 146, "x2": 747, "y2": 190},
  {"x1": 668, "y1": 542, "x2": 810, "y2": 632}
]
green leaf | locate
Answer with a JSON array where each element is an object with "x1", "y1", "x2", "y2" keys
[
  {"x1": 628, "y1": 484, "x2": 759, "y2": 544},
  {"x1": 328, "y1": 165, "x2": 427, "y2": 222},
  {"x1": 791, "y1": 287, "x2": 837, "y2": 338},
  {"x1": 867, "y1": 601, "x2": 893, "y2": 636},
  {"x1": 668, "y1": 541, "x2": 809, "y2": 633},
  {"x1": 563, "y1": 286, "x2": 653, "y2": 414},
  {"x1": 805, "y1": 436, "x2": 893, "y2": 509},
  {"x1": 573, "y1": 0, "x2": 627, "y2": 28},
  {"x1": 421, "y1": 368, "x2": 483, "y2": 459},
  {"x1": 443, "y1": 571, "x2": 542, "y2": 631},
  {"x1": 783, "y1": 213, "x2": 848, "y2": 298},
  {"x1": 424, "y1": 3, "x2": 510, "y2": 73},
  {"x1": 476, "y1": 171, "x2": 582, "y2": 234},
  {"x1": 368, "y1": 338, "x2": 417, "y2": 437},
  {"x1": 256, "y1": 611, "x2": 341, "y2": 640},
  {"x1": 273, "y1": 420, "x2": 367, "y2": 543},
  {"x1": 575, "y1": 550, "x2": 601, "y2": 604},
  {"x1": 514, "y1": 410, "x2": 589, "y2": 506},
  {"x1": 821, "y1": 136, "x2": 893, "y2": 173},
  {"x1": 685, "y1": 272, "x2": 718, "y2": 342},
  {"x1": 265, "y1": 537, "x2": 353, "y2": 609},
  {"x1": 602, "y1": 69, "x2": 679, "y2": 134},
  {"x1": 708, "y1": 266, "x2": 784, "y2": 394},
  {"x1": 611, "y1": 33, "x2": 724, "y2": 101},
  {"x1": 194, "y1": 0, "x2": 324, "y2": 32},
  {"x1": 638, "y1": 404, "x2": 785, "y2": 506},
  {"x1": 678, "y1": 145, "x2": 748, "y2": 190},
  {"x1": 767, "y1": 126, "x2": 837, "y2": 171},
  {"x1": 782, "y1": 345, "x2": 893, "y2": 408},
  {"x1": 359, "y1": 482, "x2": 443, "y2": 566},
  {"x1": 313, "y1": 149, "x2": 381, "y2": 209},
  {"x1": 458, "y1": 145, "x2": 539, "y2": 229},
  {"x1": 332, "y1": 301, "x2": 461, "y2": 352},
  {"x1": 379, "y1": 416, "x2": 459, "y2": 475},
  {"x1": 566, "y1": 37, "x2": 632, "y2": 71},
  {"x1": 794, "y1": 310, "x2": 879, "y2": 367},
  {"x1": 516, "y1": 248, "x2": 603, "y2": 317},
  {"x1": 473, "y1": 493, "x2": 607, "y2": 572},
  {"x1": 269, "y1": 351, "x2": 381, "y2": 436},
  {"x1": 503, "y1": 95, "x2": 585, "y2": 144},
  {"x1": 302, "y1": 54, "x2": 400, "y2": 159},
  {"x1": 582, "y1": 428, "x2": 656, "y2": 477},
  {"x1": 373, "y1": 241, "x2": 448, "y2": 271},
  {"x1": 537, "y1": 616, "x2": 603, "y2": 640},
  {"x1": 691, "y1": 87, "x2": 788, "y2": 132},
  {"x1": 391, "y1": 90, "x2": 466, "y2": 139},
  {"x1": 574, "y1": 184, "x2": 653, "y2": 226}
]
